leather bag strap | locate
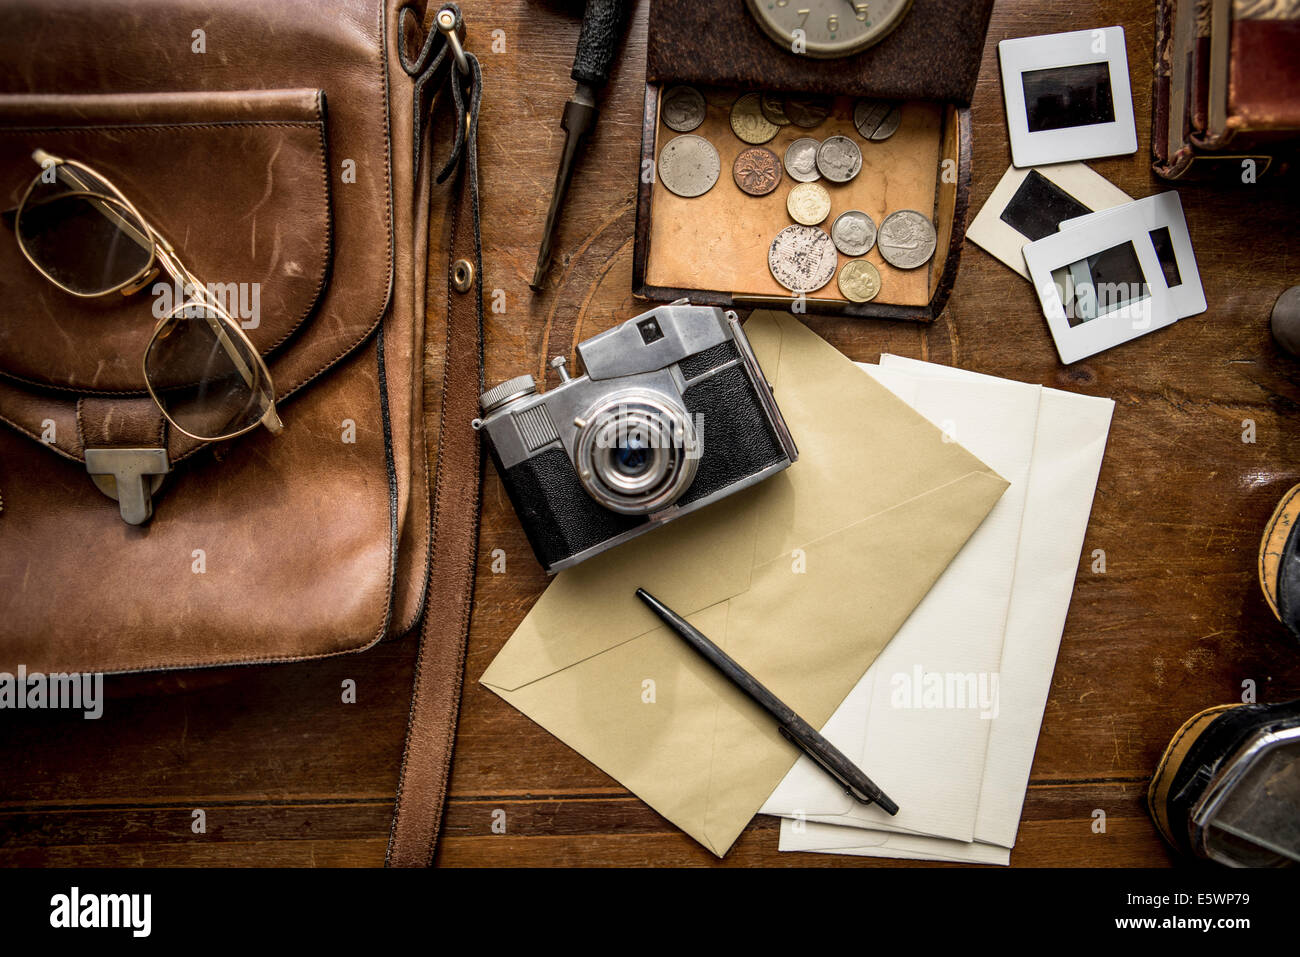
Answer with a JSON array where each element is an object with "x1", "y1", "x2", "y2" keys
[{"x1": 386, "y1": 10, "x2": 484, "y2": 867}]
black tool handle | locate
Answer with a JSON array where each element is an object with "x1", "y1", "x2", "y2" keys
[{"x1": 571, "y1": 0, "x2": 633, "y2": 87}]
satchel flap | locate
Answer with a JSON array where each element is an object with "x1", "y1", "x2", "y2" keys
[
  {"x1": 0, "y1": 0, "x2": 397, "y2": 465},
  {"x1": 0, "y1": 88, "x2": 330, "y2": 394}
]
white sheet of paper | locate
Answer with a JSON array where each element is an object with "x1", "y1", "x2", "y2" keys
[
  {"x1": 759, "y1": 365, "x2": 1040, "y2": 842},
  {"x1": 773, "y1": 358, "x2": 1114, "y2": 862}
]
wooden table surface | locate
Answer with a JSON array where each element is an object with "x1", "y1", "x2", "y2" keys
[{"x1": 3, "y1": 0, "x2": 1299, "y2": 868}]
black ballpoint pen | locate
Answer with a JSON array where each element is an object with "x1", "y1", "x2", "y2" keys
[{"x1": 635, "y1": 588, "x2": 900, "y2": 816}]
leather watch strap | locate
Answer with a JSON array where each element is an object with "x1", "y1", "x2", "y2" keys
[{"x1": 386, "y1": 28, "x2": 484, "y2": 867}]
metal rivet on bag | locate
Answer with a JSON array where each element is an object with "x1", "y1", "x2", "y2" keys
[{"x1": 452, "y1": 258, "x2": 474, "y2": 293}]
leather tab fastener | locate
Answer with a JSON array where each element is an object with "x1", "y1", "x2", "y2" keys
[{"x1": 84, "y1": 448, "x2": 171, "y2": 525}]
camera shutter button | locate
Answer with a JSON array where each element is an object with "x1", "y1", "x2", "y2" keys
[{"x1": 479, "y1": 374, "x2": 537, "y2": 414}]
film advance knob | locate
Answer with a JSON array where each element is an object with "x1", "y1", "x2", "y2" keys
[{"x1": 479, "y1": 374, "x2": 537, "y2": 414}]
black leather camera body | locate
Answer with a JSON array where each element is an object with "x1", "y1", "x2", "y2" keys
[{"x1": 474, "y1": 303, "x2": 798, "y2": 573}]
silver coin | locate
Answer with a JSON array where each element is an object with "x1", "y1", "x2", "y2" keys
[
  {"x1": 768, "y1": 225, "x2": 838, "y2": 294},
  {"x1": 816, "y1": 135, "x2": 863, "y2": 183},
  {"x1": 657, "y1": 134, "x2": 720, "y2": 198},
  {"x1": 878, "y1": 210, "x2": 938, "y2": 269},
  {"x1": 870, "y1": 104, "x2": 903, "y2": 141},
  {"x1": 662, "y1": 85, "x2": 706, "y2": 133},
  {"x1": 831, "y1": 210, "x2": 877, "y2": 256},
  {"x1": 783, "y1": 137, "x2": 822, "y2": 183}
]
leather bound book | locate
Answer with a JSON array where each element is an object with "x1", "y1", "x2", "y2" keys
[
  {"x1": 1207, "y1": 0, "x2": 1300, "y2": 149},
  {"x1": 1190, "y1": 0, "x2": 1212, "y2": 134},
  {"x1": 1153, "y1": 0, "x2": 1200, "y2": 176},
  {"x1": 1153, "y1": 0, "x2": 1298, "y2": 179},
  {"x1": 645, "y1": 0, "x2": 994, "y2": 104}
]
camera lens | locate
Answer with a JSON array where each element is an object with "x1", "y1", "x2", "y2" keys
[
  {"x1": 574, "y1": 391, "x2": 700, "y2": 515},
  {"x1": 612, "y1": 434, "x2": 653, "y2": 478}
]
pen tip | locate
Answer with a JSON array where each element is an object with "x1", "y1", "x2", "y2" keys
[{"x1": 634, "y1": 588, "x2": 666, "y2": 616}]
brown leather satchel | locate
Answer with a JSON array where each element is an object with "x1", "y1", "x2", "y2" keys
[{"x1": 0, "y1": 0, "x2": 484, "y2": 866}]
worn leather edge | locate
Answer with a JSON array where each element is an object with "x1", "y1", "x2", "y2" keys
[
  {"x1": 1258, "y1": 482, "x2": 1300, "y2": 621},
  {"x1": 1146, "y1": 703, "x2": 1240, "y2": 850}
]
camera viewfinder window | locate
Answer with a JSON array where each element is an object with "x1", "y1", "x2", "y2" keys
[
  {"x1": 1000, "y1": 169, "x2": 1093, "y2": 241},
  {"x1": 638, "y1": 318, "x2": 665, "y2": 344},
  {"x1": 1021, "y1": 61, "x2": 1116, "y2": 133},
  {"x1": 1149, "y1": 226, "x2": 1183, "y2": 288}
]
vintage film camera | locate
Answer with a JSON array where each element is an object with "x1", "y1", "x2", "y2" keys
[{"x1": 474, "y1": 303, "x2": 798, "y2": 573}]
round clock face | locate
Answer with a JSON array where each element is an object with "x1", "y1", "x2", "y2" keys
[{"x1": 745, "y1": 0, "x2": 914, "y2": 59}]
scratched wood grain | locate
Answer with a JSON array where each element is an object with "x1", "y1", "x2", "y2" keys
[{"x1": 2, "y1": 0, "x2": 1298, "y2": 868}]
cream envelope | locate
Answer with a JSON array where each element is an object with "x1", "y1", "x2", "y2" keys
[{"x1": 480, "y1": 311, "x2": 1009, "y2": 857}]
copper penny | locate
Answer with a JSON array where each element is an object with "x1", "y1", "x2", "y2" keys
[{"x1": 732, "y1": 146, "x2": 782, "y2": 196}]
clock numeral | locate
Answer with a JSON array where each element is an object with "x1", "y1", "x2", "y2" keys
[
  {"x1": 776, "y1": 0, "x2": 789, "y2": 6},
  {"x1": 827, "y1": 14, "x2": 839, "y2": 32},
  {"x1": 853, "y1": 2, "x2": 869, "y2": 21}
]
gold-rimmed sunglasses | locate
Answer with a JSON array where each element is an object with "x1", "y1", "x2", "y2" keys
[{"x1": 11, "y1": 149, "x2": 282, "y2": 442}]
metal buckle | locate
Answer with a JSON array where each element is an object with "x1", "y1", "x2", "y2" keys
[{"x1": 84, "y1": 448, "x2": 171, "y2": 525}]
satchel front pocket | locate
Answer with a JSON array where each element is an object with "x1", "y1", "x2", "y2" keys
[{"x1": 0, "y1": 88, "x2": 331, "y2": 401}]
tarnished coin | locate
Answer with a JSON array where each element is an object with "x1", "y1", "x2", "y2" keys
[
  {"x1": 662, "y1": 85, "x2": 706, "y2": 133},
  {"x1": 816, "y1": 135, "x2": 863, "y2": 183},
  {"x1": 853, "y1": 98, "x2": 902, "y2": 140},
  {"x1": 760, "y1": 92, "x2": 792, "y2": 126},
  {"x1": 878, "y1": 210, "x2": 938, "y2": 269},
  {"x1": 838, "y1": 260, "x2": 882, "y2": 303},
  {"x1": 831, "y1": 210, "x2": 877, "y2": 256},
  {"x1": 657, "y1": 134, "x2": 720, "y2": 198},
  {"x1": 783, "y1": 137, "x2": 822, "y2": 183},
  {"x1": 768, "y1": 225, "x2": 838, "y2": 294},
  {"x1": 783, "y1": 94, "x2": 833, "y2": 129},
  {"x1": 729, "y1": 92, "x2": 779, "y2": 144},
  {"x1": 786, "y1": 182, "x2": 831, "y2": 226},
  {"x1": 853, "y1": 98, "x2": 892, "y2": 137},
  {"x1": 870, "y1": 104, "x2": 903, "y2": 140},
  {"x1": 732, "y1": 146, "x2": 782, "y2": 196}
]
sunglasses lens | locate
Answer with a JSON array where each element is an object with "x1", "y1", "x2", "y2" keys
[
  {"x1": 16, "y1": 169, "x2": 153, "y2": 295},
  {"x1": 145, "y1": 303, "x2": 274, "y2": 440}
]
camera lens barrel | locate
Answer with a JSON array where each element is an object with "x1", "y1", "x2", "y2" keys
[{"x1": 574, "y1": 390, "x2": 699, "y2": 515}]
